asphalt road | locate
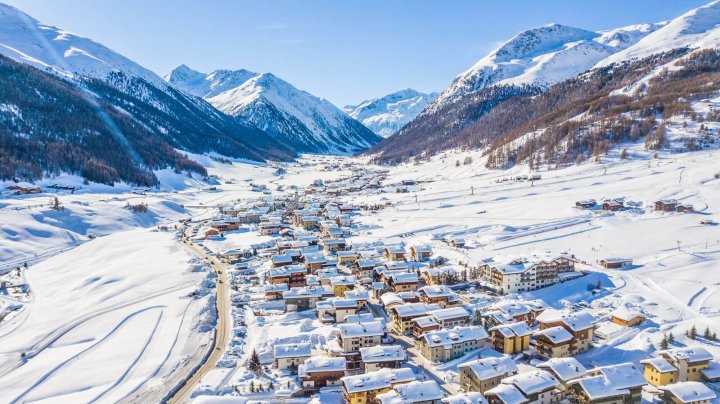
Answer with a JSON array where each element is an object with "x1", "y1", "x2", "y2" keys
[{"x1": 167, "y1": 225, "x2": 232, "y2": 403}]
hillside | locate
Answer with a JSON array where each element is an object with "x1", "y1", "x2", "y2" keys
[
  {"x1": 368, "y1": 22, "x2": 663, "y2": 163},
  {"x1": 166, "y1": 66, "x2": 382, "y2": 154},
  {"x1": 343, "y1": 89, "x2": 438, "y2": 137}
]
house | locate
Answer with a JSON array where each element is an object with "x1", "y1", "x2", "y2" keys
[
  {"x1": 489, "y1": 322, "x2": 532, "y2": 355},
  {"x1": 483, "y1": 383, "x2": 528, "y2": 404},
  {"x1": 568, "y1": 362, "x2": 646, "y2": 404},
  {"x1": 388, "y1": 272, "x2": 419, "y2": 293},
  {"x1": 479, "y1": 253, "x2": 577, "y2": 294},
  {"x1": 412, "y1": 316, "x2": 442, "y2": 339},
  {"x1": 338, "y1": 251, "x2": 360, "y2": 265},
  {"x1": 419, "y1": 326, "x2": 488, "y2": 362},
  {"x1": 359, "y1": 345, "x2": 405, "y2": 372},
  {"x1": 342, "y1": 367, "x2": 416, "y2": 404},
  {"x1": 269, "y1": 265, "x2": 308, "y2": 287},
  {"x1": 422, "y1": 266, "x2": 458, "y2": 285},
  {"x1": 533, "y1": 326, "x2": 575, "y2": 358},
  {"x1": 317, "y1": 299, "x2": 359, "y2": 323},
  {"x1": 655, "y1": 199, "x2": 679, "y2": 212},
  {"x1": 419, "y1": 285, "x2": 460, "y2": 308},
  {"x1": 659, "y1": 381, "x2": 716, "y2": 404},
  {"x1": 385, "y1": 245, "x2": 407, "y2": 261},
  {"x1": 537, "y1": 311, "x2": 597, "y2": 356},
  {"x1": 430, "y1": 307, "x2": 471, "y2": 328},
  {"x1": 536, "y1": 357, "x2": 587, "y2": 396},
  {"x1": 274, "y1": 342, "x2": 312, "y2": 372},
  {"x1": 599, "y1": 258, "x2": 633, "y2": 269},
  {"x1": 410, "y1": 245, "x2": 433, "y2": 262},
  {"x1": 442, "y1": 392, "x2": 488, "y2": 404},
  {"x1": 496, "y1": 370, "x2": 561, "y2": 403},
  {"x1": 354, "y1": 259, "x2": 381, "y2": 282},
  {"x1": 333, "y1": 321, "x2": 386, "y2": 370},
  {"x1": 610, "y1": 308, "x2": 645, "y2": 327},
  {"x1": 390, "y1": 303, "x2": 442, "y2": 335},
  {"x1": 330, "y1": 275, "x2": 356, "y2": 297},
  {"x1": 575, "y1": 199, "x2": 597, "y2": 209},
  {"x1": 259, "y1": 222, "x2": 282, "y2": 235},
  {"x1": 377, "y1": 380, "x2": 444, "y2": 404},
  {"x1": 677, "y1": 204, "x2": 694, "y2": 213},
  {"x1": 642, "y1": 347, "x2": 715, "y2": 387},
  {"x1": 283, "y1": 286, "x2": 327, "y2": 311},
  {"x1": 323, "y1": 238, "x2": 348, "y2": 252},
  {"x1": 345, "y1": 289, "x2": 370, "y2": 310},
  {"x1": 459, "y1": 356, "x2": 518, "y2": 393},
  {"x1": 271, "y1": 253, "x2": 294, "y2": 268},
  {"x1": 299, "y1": 356, "x2": 347, "y2": 394},
  {"x1": 264, "y1": 283, "x2": 288, "y2": 300},
  {"x1": 303, "y1": 252, "x2": 328, "y2": 272},
  {"x1": 602, "y1": 199, "x2": 624, "y2": 211}
]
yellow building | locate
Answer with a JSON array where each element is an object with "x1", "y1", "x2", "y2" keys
[
  {"x1": 489, "y1": 322, "x2": 532, "y2": 354},
  {"x1": 641, "y1": 347, "x2": 714, "y2": 387},
  {"x1": 642, "y1": 357, "x2": 678, "y2": 387},
  {"x1": 341, "y1": 368, "x2": 415, "y2": 404}
]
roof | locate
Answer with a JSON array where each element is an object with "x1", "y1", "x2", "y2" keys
[
  {"x1": 490, "y1": 321, "x2": 533, "y2": 338},
  {"x1": 423, "y1": 326, "x2": 488, "y2": 348},
  {"x1": 485, "y1": 383, "x2": 528, "y2": 404},
  {"x1": 299, "y1": 356, "x2": 346, "y2": 375},
  {"x1": 359, "y1": 344, "x2": 406, "y2": 363},
  {"x1": 392, "y1": 303, "x2": 442, "y2": 318},
  {"x1": 536, "y1": 357, "x2": 587, "y2": 382},
  {"x1": 661, "y1": 347, "x2": 714, "y2": 363},
  {"x1": 378, "y1": 380, "x2": 443, "y2": 404},
  {"x1": 459, "y1": 355, "x2": 518, "y2": 380},
  {"x1": 610, "y1": 308, "x2": 644, "y2": 322},
  {"x1": 345, "y1": 289, "x2": 370, "y2": 300},
  {"x1": 271, "y1": 254, "x2": 294, "y2": 264},
  {"x1": 570, "y1": 375, "x2": 631, "y2": 400},
  {"x1": 342, "y1": 368, "x2": 416, "y2": 394},
  {"x1": 381, "y1": 293, "x2": 405, "y2": 307},
  {"x1": 413, "y1": 316, "x2": 440, "y2": 328},
  {"x1": 412, "y1": 245, "x2": 433, "y2": 253},
  {"x1": 592, "y1": 362, "x2": 646, "y2": 390},
  {"x1": 641, "y1": 357, "x2": 676, "y2": 373},
  {"x1": 442, "y1": 392, "x2": 488, "y2": 404},
  {"x1": 274, "y1": 342, "x2": 312, "y2": 359},
  {"x1": 503, "y1": 370, "x2": 559, "y2": 395},
  {"x1": 538, "y1": 310, "x2": 597, "y2": 332},
  {"x1": 660, "y1": 381, "x2": 717, "y2": 403},
  {"x1": 493, "y1": 302, "x2": 531, "y2": 317},
  {"x1": 330, "y1": 275, "x2": 356, "y2": 286},
  {"x1": 283, "y1": 286, "x2": 326, "y2": 299},
  {"x1": 420, "y1": 285, "x2": 453, "y2": 298},
  {"x1": 386, "y1": 245, "x2": 406, "y2": 254},
  {"x1": 534, "y1": 326, "x2": 573, "y2": 344},
  {"x1": 303, "y1": 252, "x2": 327, "y2": 264},
  {"x1": 391, "y1": 272, "x2": 419, "y2": 284},
  {"x1": 338, "y1": 320, "x2": 385, "y2": 338},
  {"x1": 431, "y1": 307, "x2": 470, "y2": 322}
]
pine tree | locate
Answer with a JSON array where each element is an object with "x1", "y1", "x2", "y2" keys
[
  {"x1": 660, "y1": 334, "x2": 668, "y2": 350},
  {"x1": 712, "y1": 332, "x2": 717, "y2": 342},
  {"x1": 690, "y1": 325, "x2": 697, "y2": 340},
  {"x1": 668, "y1": 332, "x2": 675, "y2": 344},
  {"x1": 268, "y1": 381, "x2": 274, "y2": 390},
  {"x1": 620, "y1": 149, "x2": 628, "y2": 160},
  {"x1": 704, "y1": 327, "x2": 712, "y2": 340},
  {"x1": 248, "y1": 349, "x2": 261, "y2": 373},
  {"x1": 249, "y1": 380, "x2": 255, "y2": 393}
]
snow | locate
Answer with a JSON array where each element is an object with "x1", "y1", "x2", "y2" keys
[
  {"x1": 661, "y1": 381, "x2": 717, "y2": 402},
  {"x1": 0, "y1": 230, "x2": 211, "y2": 402},
  {"x1": 344, "y1": 89, "x2": 438, "y2": 137}
]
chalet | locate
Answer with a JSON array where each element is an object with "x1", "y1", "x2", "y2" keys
[
  {"x1": 303, "y1": 252, "x2": 327, "y2": 272},
  {"x1": 602, "y1": 199, "x2": 624, "y2": 211},
  {"x1": 377, "y1": 380, "x2": 444, "y2": 404},
  {"x1": 655, "y1": 199, "x2": 679, "y2": 212},
  {"x1": 430, "y1": 307, "x2": 471, "y2": 328},
  {"x1": 344, "y1": 289, "x2": 370, "y2": 310},
  {"x1": 489, "y1": 322, "x2": 532, "y2": 355},
  {"x1": 659, "y1": 381, "x2": 716, "y2": 404},
  {"x1": 569, "y1": 363, "x2": 646, "y2": 404},
  {"x1": 533, "y1": 326, "x2": 574, "y2": 358},
  {"x1": 341, "y1": 368, "x2": 416, "y2": 404},
  {"x1": 323, "y1": 238, "x2": 348, "y2": 252},
  {"x1": 459, "y1": 355, "x2": 518, "y2": 393},
  {"x1": 274, "y1": 342, "x2": 312, "y2": 372},
  {"x1": 442, "y1": 393, "x2": 488, "y2": 404},
  {"x1": 610, "y1": 308, "x2": 645, "y2": 327},
  {"x1": 353, "y1": 259, "x2": 380, "y2": 282},
  {"x1": 412, "y1": 316, "x2": 441, "y2": 339},
  {"x1": 301, "y1": 215, "x2": 322, "y2": 230},
  {"x1": 299, "y1": 356, "x2": 347, "y2": 394},
  {"x1": 677, "y1": 204, "x2": 695, "y2": 213},
  {"x1": 388, "y1": 272, "x2": 419, "y2": 293},
  {"x1": 410, "y1": 245, "x2": 433, "y2": 262},
  {"x1": 271, "y1": 253, "x2": 294, "y2": 268},
  {"x1": 390, "y1": 303, "x2": 442, "y2": 335},
  {"x1": 422, "y1": 266, "x2": 458, "y2": 285},
  {"x1": 575, "y1": 199, "x2": 597, "y2": 209},
  {"x1": 264, "y1": 283, "x2": 288, "y2": 301},
  {"x1": 642, "y1": 347, "x2": 715, "y2": 387},
  {"x1": 359, "y1": 345, "x2": 405, "y2": 372},
  {"x1": 283, "y1": 286, "x2": 327, "y2": 311},
  {"x1": 337, "y1": 251, "x2": 359, "y2": 265},
  {"x1": 330, "y1": 275, "x2": 356, "y2": 297},
  {"x1": 493, "y1": 370, "x2": 560, "y2": 404},
  {"x1": 317, "y1": 299, "x2": 359, "y2": 323},
  {"x1": 536, "y1": 357, "x2": 587, "y2": 396},
  {"x1": 599, "y1": 257, "x2": 633, "y2": 269},
  {"x1": 334, "y1": 321, "x2": 385, "y2": 353},
  {"x1": 259, "y1": 222, "x2": 282, "y2": 235},
  {"x1": 419, "y1": 285, "x2": 461, "y2": 308},
  {"x1": 537, "y1": 311, "x2": 597, "y2": 356},
  {"x1": 385, "y1": 245, "x2": 407, "y2": 261},
  {"x1": 419, "y1": 326, "x2": 488, "y2": 362},
  {"x1": 269, "y1": 265, "x2": 307, "y2": 287}
]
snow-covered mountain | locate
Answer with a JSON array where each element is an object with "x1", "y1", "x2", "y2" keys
[
  {"x1": 166, "y1": 65, "x2": 382, "y2": 154},
  {"x1": 430, "y1": 23, "x2": 662, "y2": 110},
  {"x1": 343, "y1": 89, "x2": 438, "y2": 137},
  {"x1": 596, "y1": 0, "x2": 720, "y2": 67}
]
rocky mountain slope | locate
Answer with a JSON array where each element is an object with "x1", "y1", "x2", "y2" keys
[
  {"x1": 343, "y1": 89, "x2": 438, "y2": 137},
  {"x1": 166, "y1": 66, "x2": 382, "y2": 154}
]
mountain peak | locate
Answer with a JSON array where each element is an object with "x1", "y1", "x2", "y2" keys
[{"x1": 345, "y1": 89, "x2": 439, "y2": 137}]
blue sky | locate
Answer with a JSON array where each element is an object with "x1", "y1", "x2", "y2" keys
[{"x1": 3, "y1": 0, "x2": 710, "y2": 106}]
